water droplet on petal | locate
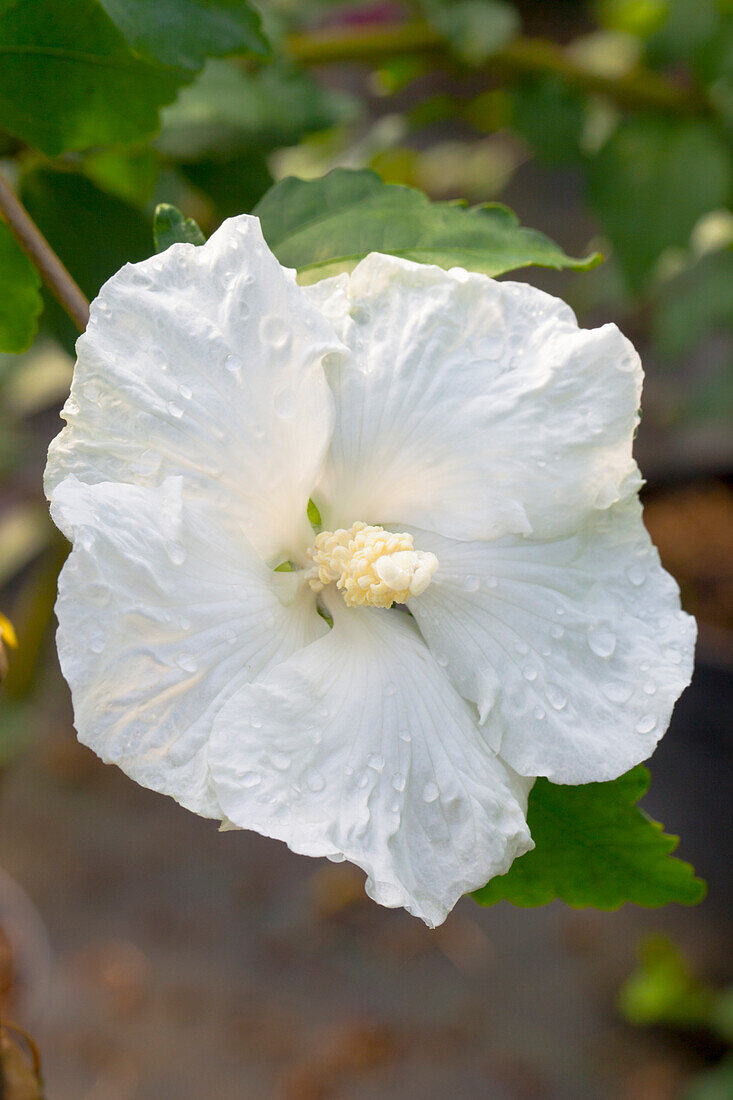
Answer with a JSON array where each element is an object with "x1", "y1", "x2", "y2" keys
[
  {"x1": 546, "y1": 684, "x2": 567, "y2": 711},
  {"x1": 272, "y1": 752, "x2": 291, "y2": 771},
  {"x1": 224, "y1": 353, "x2": 243, "y2": 373},
  {"x1": 533, "y1": 705, "x2": 545, "y2": 720},
  {"x1": 463, "y1": 575, "x2": 480, "y2": 592},
  {"x1": 602, "y1": 681, "x2": 633, "y2": 704},
  {"x1": 89, "y1": 631, "x2": 106, "y2": 654},
  {"x1": 241, "y1": 772, "x2": 261, "y2": 788},
  {"x1": 273, "y1": 386, "x2": 295, "y2": 419},
  {"x1": 626, "y1": 564, "x2": 646, "y2": 587},
  {"x1": 636, "y1": 714, "x2": 657, "y2": 735},
  {"x1": 176, "y1": 653, "x2": 197, "y2": 673},
  {"x1": 398, "y1": 729, "x2": 411, "y2": 743},
  {"x1": 165, "y1": 541, "x2": 186, "y2": 565},
  {"x1": 357, "y1": 773, "x2": 369, "y2": 789},
  {"x1": 307, "y1": 771, "x2": 326, "y2": 792},
  {"x1": 585, "y1": 409, "x2": 604, "y2": 434},
  {"x1": 367, "y1": 753, "x2": 385, "y2": 772},
  {"x1": 550, "y1": 625, "x2": 564, "y2": 639},
  {"x1": 422, "y1": 782, "x2": 439, "y2": 803},
  {"x1": 643, "y1": 682, "x2": 658, "y2": 695},
  {"x1": 178, "y1": 384, "x2": 192, "y2": 400},
  {"x1": 523, "y1": 665, "x2": 538, "y2": 682},
  {"x1": 486, "y1": 576, "x2": 498, "y2": 589},
  {"x1": 391, "y1": 772, "x2": 406, "y2": 792},
  {"x1": 513, "y1": 640, "x2": 529, "y2": 656},
  {"x1": 587, "y1": 627, "x2": 616, "y2": 658},
  {"x1": 260, "y1": 316, "x2": 290, "y2": 348},
  {"x1": 167, "y1": 402, "x2": 183, "y2": 418}
]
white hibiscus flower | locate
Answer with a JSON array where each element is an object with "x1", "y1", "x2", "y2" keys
[{"x1": 45, "y1": 215, "x2": 696, "y2": 927}]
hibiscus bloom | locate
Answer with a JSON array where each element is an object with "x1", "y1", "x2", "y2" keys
[{"x1": 45, "y1": 215, "x2": 695, "y2": 926}]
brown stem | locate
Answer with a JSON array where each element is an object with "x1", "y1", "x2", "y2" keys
[
  {"x1": 0, "y1": 169, "x2": 89, "y2": 333},
  {"x1": 285, "y1": 24, "x2": 712, "y2": 117}
]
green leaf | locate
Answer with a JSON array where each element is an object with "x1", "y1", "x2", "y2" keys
[
  {"x1": 158, "y1": 60, "x2": 358, "y2": 162},
  {"x1": 587, "y1": 117, "x2": 731, "y2": 289},
  {"x1": 98, "y1": 0, "x2": 269, "y2": 70},
  {"x1": 254, "y1": 168, "x2": 600, "y2": 283},
  {"x1": 0, "y1": 0, "x2": 183, "y2": 155},
  {"x1": 154, "y1": 203, "x2": 206, "y2": 252},
  {"x1": 473, "y1": 767, "x2": 706, "y2": 909},
  {"x1": 0, "y1": 222, "x2": 41, "y2": 353},
  {"x1": 423, "y1": 0, "x2": 520, "y2": 64}
]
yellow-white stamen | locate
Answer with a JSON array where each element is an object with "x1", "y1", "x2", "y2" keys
[{"x1": 308, "y1": 522, "x2": 439, "y2": 608}]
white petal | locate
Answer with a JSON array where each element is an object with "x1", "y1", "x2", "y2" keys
[
  {"x1": 46, "y1": 216, "x2": 343, "y2": 563},
  {"x1": 406, "y1": 499, "x2": 696, "y2": 784},
  {"x1": 306, "y1": 255, "x2": 642, "y2": 541},
  {"x1": 208, "y1": 600, "x2": 532, "y2": 927},
  {"x1": 51, "y1": 475, "x2": 326, "y2": 817}
]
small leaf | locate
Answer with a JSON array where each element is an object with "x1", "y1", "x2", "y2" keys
[
  {"x1": 154, "y1": 203, "x2": 206, "y2": 252},
  {"x1": 0, "y1": 222, "x2": 41, "y2": 353},
  {"x1": 254, "y1": 168, "x2": 600, "y2": 283},
  {"x1": 307, "y1": 499, "x2": 322, "y2": 527},
  {"x1": 98, "y1": 0, "x2": 269, "y2": 70},
  {"x1": 473, "y1": 767, "x2": 706, "y2": 909}
]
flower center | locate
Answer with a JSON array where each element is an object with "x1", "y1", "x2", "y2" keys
[{"x1": 308, "y1": 522, "x2": 439, "y2": 609}]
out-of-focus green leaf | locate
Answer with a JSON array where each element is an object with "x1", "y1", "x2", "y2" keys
[
  {"x1": 0, "y1": 0, "x2": 182, "y2": 155},
  {"x1": 473, "y1": 767, "x2": 706, "y2": 909},
  {"x1": 158, "y1": 60, "x2": 359, "y2": 162},
  {"x1": 510, "y1": 78, "x2": 585, "y2": 164},
  {"x1": 685, "y1": 1057, "x2": 733, "y2": 1100},
  {"x1": 645, "y1": 0, "x2": 720, "y2": 69},
  {"x1": 254, "y1": 168, "x2": 601, "y2": 283},
  {"x1": 587, "y1": 117, "x2": 731, "y2": 289},
  {"x1": 597, "y1": 0, "x2": 668, "y2": 37},
  {"x1": 653, "y1": 247, "x2": 733, "y2": 357},
  {"x1": 180, "y1": 152, "x2": 273, "y2": 218},
  {"x1": 0, "y1": 222, "x2": 41, "y2": 353},
  {"x1": 618, "y1": 936, "x2": 716, "y2": 1028},
  {"x1": 82, "y1": 148, "x2": 161, "y2": 208},
  {"x1": 98, "y1": 0, "x2": 269, "y2": 69},
  {"x1": 423, "y1": 0, "x2": 520, "y2": 64},
  {"x1": 21, "y1": 168, "x2": 153, "y2": 350},
  {"x1": 154, "y1": 202, "x2": 206, "y2": 251},
  {"x1": 4, "y1": 342, "x2": 73, "y2": 418}
]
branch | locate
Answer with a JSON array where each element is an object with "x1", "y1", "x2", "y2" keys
[
  {"x1": 0, "y1": 169, "x2": 89, "y2": 333},
  {"x1": 285, "y1": 23, "x2": 712, "y2": 118}
]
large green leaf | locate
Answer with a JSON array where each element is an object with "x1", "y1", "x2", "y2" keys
[
  {"x1": 587, "y1": 117, "x2": 731, "y2": 289},
  {"x1": 0, "y1": 0, "x2": 183, "y2": 155},
  {"x1": 158, "y1": 60, "x2": 358, "y2": 162},
  {"x1": 473, "y1": 767, "x2": 705, "y2": 909},
  {"x1": 254, "y1": 168, "x2": 600, "y2": 283},
  {"x1": 0, "y1": 222, "x2": 41, "y2": 353},
  {"x1": 98, "y1": 0, "x2": 269, "y2": 70}
]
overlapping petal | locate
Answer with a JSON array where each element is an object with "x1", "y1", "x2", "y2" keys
[
  {"x1": 405, "y1": 499, "x2": 696, "y2": 784},
  {"x1": 208, "y1": 599, "x2": 532, "y2": 926},
  {"x1": 306, "y1": 255, "x2": 642, "y2": 542},
  {"x1": 46, "y1": 216, "x2": 344, "y2": 563},
  {"x1": 51, "y1": 475, "x2": 327, "y2": 817}
]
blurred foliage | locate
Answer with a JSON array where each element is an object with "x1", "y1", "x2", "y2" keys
[{"x1": 619, "y1": 936, "x2": 733, "y2": 1099}]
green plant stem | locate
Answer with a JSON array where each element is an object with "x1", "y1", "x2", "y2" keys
[
  {"x1": 285, "y1": 23, "x2": 712, "y2": 117},
  {"x1": 0, "y1": 168, "x2": 89, "y2": 333}
]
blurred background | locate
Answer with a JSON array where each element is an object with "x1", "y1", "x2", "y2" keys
[{"x1": 0, "y1": 0, "x2": 731, "y2": 1096}]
